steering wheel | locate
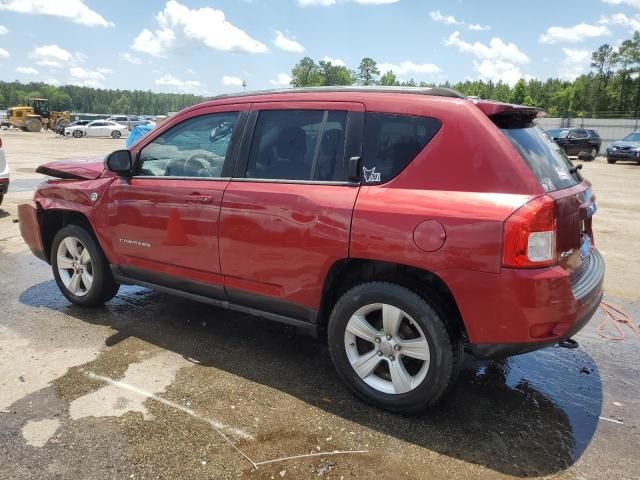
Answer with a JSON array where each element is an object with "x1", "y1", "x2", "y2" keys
[{"x1": 184, "y1": 153, "x2": 213, "y2": 177}]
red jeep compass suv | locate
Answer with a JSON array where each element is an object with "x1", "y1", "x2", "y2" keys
[{"x1": 19, "y1": 88, "x2": 604, "y2": 413}]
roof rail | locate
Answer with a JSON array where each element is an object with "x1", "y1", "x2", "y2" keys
[{"x1": 210, "y1": 86, "x2": 466, "y2": 101}]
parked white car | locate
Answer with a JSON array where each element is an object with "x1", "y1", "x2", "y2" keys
[
  {"x1": 65, "y1": 121, "x2": 129, "y2": 139},
  {"x1": 0, "y1": 136, "x2": 9, "y2": 206}
]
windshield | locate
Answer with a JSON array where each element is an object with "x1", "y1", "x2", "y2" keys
[
  {"x1": 501, "y1": 125, "x2": 581, "y2": 192},
  {"x1": 622, "y1": 132, "x2": 640, "y2": 142},
  {"x1": 546, "y1": 129, "x2": 569, "y2": 138}
]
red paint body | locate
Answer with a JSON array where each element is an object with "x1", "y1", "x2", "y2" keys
[{"x1": 19, "y1": 90, "x2": 604, "y2": 355}]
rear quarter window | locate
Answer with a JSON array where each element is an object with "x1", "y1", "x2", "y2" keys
[{"x1": 362, "y1": 113, "x2": 441, "y2": 184}]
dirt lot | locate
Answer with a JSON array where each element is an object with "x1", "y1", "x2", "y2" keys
[{"x1": 0, "y1": 130, "x2": 639, "y2": 479}]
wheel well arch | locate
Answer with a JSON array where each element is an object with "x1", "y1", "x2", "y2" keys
[
  {"x1": 319, "y1": 258, "x2": 467, "y2": 341},
  {"x1": 40, "y1": 209, "x2": 97, "y2": 262}
]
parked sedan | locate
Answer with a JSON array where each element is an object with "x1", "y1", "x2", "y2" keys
[
  {"x1": 65, "y1": 121, "x2": 128, "y2": 139},
  {"x1": 0, "y1": 135, "x2": 9, "y2": 206},
  {"x1": 606, "y1": 132, "x2": 640, "y2": 164},
  {"x1": 546, "y1": 128, "x2": 601, "y2": 158}
]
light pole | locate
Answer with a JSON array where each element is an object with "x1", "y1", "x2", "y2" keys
[{"x1": 242, "y1": 80, "x2": 247, "y2": 92}]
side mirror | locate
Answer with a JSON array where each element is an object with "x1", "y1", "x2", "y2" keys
[{"x1": 106, "y1": 149, "x2": 133, "y2": 175}]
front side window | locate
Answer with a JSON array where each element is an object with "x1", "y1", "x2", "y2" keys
[
  {"x1": 362, "y1": 113, "x2": 441, "y2": 183},
  {"x1": 246, "y1": 109, "x2": 348, "y2": 181},
  {"x1": 138, "y1": 112, "x2": 238, "y2": 178}
]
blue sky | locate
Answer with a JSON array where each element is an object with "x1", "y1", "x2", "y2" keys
[{"x1": 0, "y1": 0, "x2": 639, "y2": 95}]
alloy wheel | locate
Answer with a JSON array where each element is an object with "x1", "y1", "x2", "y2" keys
[
  {"x1": 56, "y1": 236, "x2": 93, "y2": 297},
  {"x1": 343, "y1": 303, "x2": 430, "y2": 395}
]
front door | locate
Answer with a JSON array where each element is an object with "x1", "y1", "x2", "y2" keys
[
  {"x1": 219, "y1": 102, "x2": 364, "y2": 319},
  {"x1": 106, "y1": 106, "x2": 248, "y2": 292}
]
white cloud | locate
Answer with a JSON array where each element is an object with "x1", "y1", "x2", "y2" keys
[
  {"x1": 468, "y1": 24, "x2": 491, "y2": 31},
  {"x1": 0, "y1": 25, "x2": 8, "y2": 35},
  {"x1": 430, "y1": 10, "x2": 463, "y2": 26},
  {"x1": 155, "y1": 74, "x2": 205, "y2": 94},
  {"x1": 221, "y1": 75, "x2": 244, "y2": 86},
  {"x1": 603, "y1": 0, "x2": 640, "y2": 8},
  {"x1": 322, "y1": 56, "x2": 345, "y2": 66},
  {"x1": 378, "y1": 60, "x2": 441, "y2": 76},
  {"x1": 132, "y1": 0, "x2": 268, "y2": 57},
  {"x1": 558, "y1": 48, "x2": 591, "y2": 80},
  {"x1": 120, "y1": 52, "x2": 142, "y2": 64},
  {"x1": 273, "y1": 30, "x2": 305, "y2": 52},
  {"x1": 444, "y1": 31, "x2": 529, "y2": 86},
  {"x1": 270, "y1": 73, "x2": 292, "y2": 86},
  {"x1": 0, "y1": 48, "x2": 9, "y2": 59},
  {"x1": 16, "y1": 66, "x2": 38, "y2": 75},
  {"x1": 599, "y1": 13, "x2": 640, "y2": 31},
  {"x1": 30, "y1": 44, "x2": 72, "y2": 68},
  {"x1": 0, "y1": 0, "x2": 112, "y2": 27},
  {"x1": 474, "y1": 59, "x2": 525, "y2": 86},
  {"x1": 97, "y1": 67, "x2": 112, "y2": 74},
  {"x1": 44, "y1": 78, "x2": 60, "y2": 86},
  {"x1": 539, "y1": 23, "x2": 611, "y2": 44},
  {"x1": 445, "y1": 31, "x2": 529, "y2": 64},
  {"x1": 69, "y1": 66, "x2": 109, "y2": 88}
]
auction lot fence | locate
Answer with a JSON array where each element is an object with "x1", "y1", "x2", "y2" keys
[{"x1": 536, "y1": 117, "x2": 640, "y2": 151}]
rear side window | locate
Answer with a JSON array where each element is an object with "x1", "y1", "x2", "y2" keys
[
  {"x1": 362, "y1": 113, "x2": 441, "y2": 183},
  {"x1": 246, "y1": 109, "x2": 348, "y2": 181},
  {"x1": 501, "y1": 125, "x2": 581, "y2": 192}
]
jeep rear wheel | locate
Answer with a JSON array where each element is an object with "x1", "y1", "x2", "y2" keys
[
  {"x1": 51, "y1": 225, "x2": 119, "y2": 307},
  {"x1": 328, "y1": 282, "x2": 462, "y2": 413}
]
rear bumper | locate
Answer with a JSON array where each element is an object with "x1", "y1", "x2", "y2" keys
[
  {"x1": 440, "y1": 249, "x2": 605, "y2": 359},
  {"x1": 18, "y1": 202, "x2": 48, "y2": 263}
]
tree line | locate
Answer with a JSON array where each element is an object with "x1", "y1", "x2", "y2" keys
[
  {"x1": 3, "y1": 31, "x2": 640, "y2": 118},
  {"x1": 0, "y1": 81, "x2": 206, "y2": 115},
  {"x1": 290, "y1": 31, "x2": 640, "y2": 119}
]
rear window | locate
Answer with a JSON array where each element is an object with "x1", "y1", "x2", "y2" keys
[
  {"x1": 362, "y1": 113, "x2": 441, "y2": 183},
  {"x1": 501, "y1": 125, "x2": 581, "y2": 192}
]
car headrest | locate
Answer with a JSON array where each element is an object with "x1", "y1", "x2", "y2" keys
[{"x1": 276, "y1": 127, "x2": 307, "y2": 160}]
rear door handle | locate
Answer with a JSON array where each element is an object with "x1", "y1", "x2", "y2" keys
[{"x1": 184, "y1": 194, "x2": 213, "y2": 204}]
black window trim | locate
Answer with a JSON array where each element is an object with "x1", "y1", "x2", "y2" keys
[
  {"x1": 131, "y1": 110, "x2": 248, "y2": 180},
  {"x1": 233, "y1": 108, "x2": 364, "y2": 186}
]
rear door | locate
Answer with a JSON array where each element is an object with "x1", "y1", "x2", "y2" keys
[
  {"x1": 219, "y1": 101, "x2": 364, "y2": 319},
  {"x1": 107, "y1": 105, "x2": 248, "y2": 292},
  {"x1": 568, "y1": 129, "x2": 589, "y2": 155}
]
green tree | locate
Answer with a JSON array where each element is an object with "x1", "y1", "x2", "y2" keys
[
  {"x1": 380, "y1": 70, "x2": 397, "y2": 86},
  {"x1": 356, "y1": 57, "x2": 380, "y2": 86},
  {"x1": 318, "y1": 60, "x2": 353, "y2": 86},
  {"x1": 509, "y1": 79, "x2": 528, "y2": 104},
  {"x1": 290, "y1": 57, "x2": 323, "y2": 87}
]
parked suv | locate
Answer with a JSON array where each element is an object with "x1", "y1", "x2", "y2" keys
[
  {"x1": 546, "y1": 128, "x2": 601, "y2": 158},
  {"x1": 18, "y1": 88, "x2": 604, "y2": 412}
]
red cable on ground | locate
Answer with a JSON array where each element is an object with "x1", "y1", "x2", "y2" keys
[{"x1": 597, "y1": 302, "x2": 640, "y2": 340}]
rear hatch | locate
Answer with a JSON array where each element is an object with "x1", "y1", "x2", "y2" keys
[{"x1": 476, "y1": 101, "x2": 597, "y2": 277}]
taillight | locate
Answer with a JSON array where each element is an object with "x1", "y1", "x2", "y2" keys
[{"x1": 502, "y1": 195, "x2": 557, "y2": 268}]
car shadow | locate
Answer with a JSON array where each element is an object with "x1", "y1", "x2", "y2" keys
[{"x1": 20, "y1": 282, "x2": 603, "y2": 477}]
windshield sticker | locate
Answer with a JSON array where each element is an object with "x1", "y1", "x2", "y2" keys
[
  {"x1": 555, "y1": 166, "x2": 570, "y2": 180},
  {"x1": 363, "y1": 166, "x2": 381, "y2": 183},
  {"x1": 540, "y1": 178, "x2": 554, "y2": 192}
]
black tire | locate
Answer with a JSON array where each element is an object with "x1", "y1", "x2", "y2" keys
[
  {"x1": 607, "y1": 157, "x2": 617, "y2": 164},
  {"x1": 327, "y1": 282, "x2": 462, "y2": 413},
  {"x1": 25, "y1": 118, "x2": 43, "y2": 132},
  {"x1": 590, "y1": 147, "x2": 598, "y2": 160},
  {"x1": 51, "y1": 224, "x2": 119, "y2": 307},
  {"x1": 0, "y1": 193, "x2": 3, "y2": 206},
  {"x1": 72, "y1": 130, "x2": 83, "y2": 138},
  {"x1": 111, "y1": 130, "x2": 122, "y2": 139}
]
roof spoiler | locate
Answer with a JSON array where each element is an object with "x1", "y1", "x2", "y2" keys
[{"x1": 470, "y1": 99, "x2": 546, "y2": 126}]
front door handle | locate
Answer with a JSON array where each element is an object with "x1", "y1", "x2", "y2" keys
[{"x1": 184, "y1": 194, "x2": 213, "y2": 204}]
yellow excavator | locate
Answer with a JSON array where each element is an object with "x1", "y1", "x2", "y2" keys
[{"x1": 5, "y1": 98, "x2": 70, "y2": 132}]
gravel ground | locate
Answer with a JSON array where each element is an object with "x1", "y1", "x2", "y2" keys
[{"x1": 0, "y1": 129, "x2": 639, "y2": 479}]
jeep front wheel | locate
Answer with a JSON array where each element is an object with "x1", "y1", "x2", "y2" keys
[
  {"x1": 51, "y1": 225, "x2": 119, "y2": 307},
  {"x1": 328, "y1": 282, "x2": 462, "y2": 413}
]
